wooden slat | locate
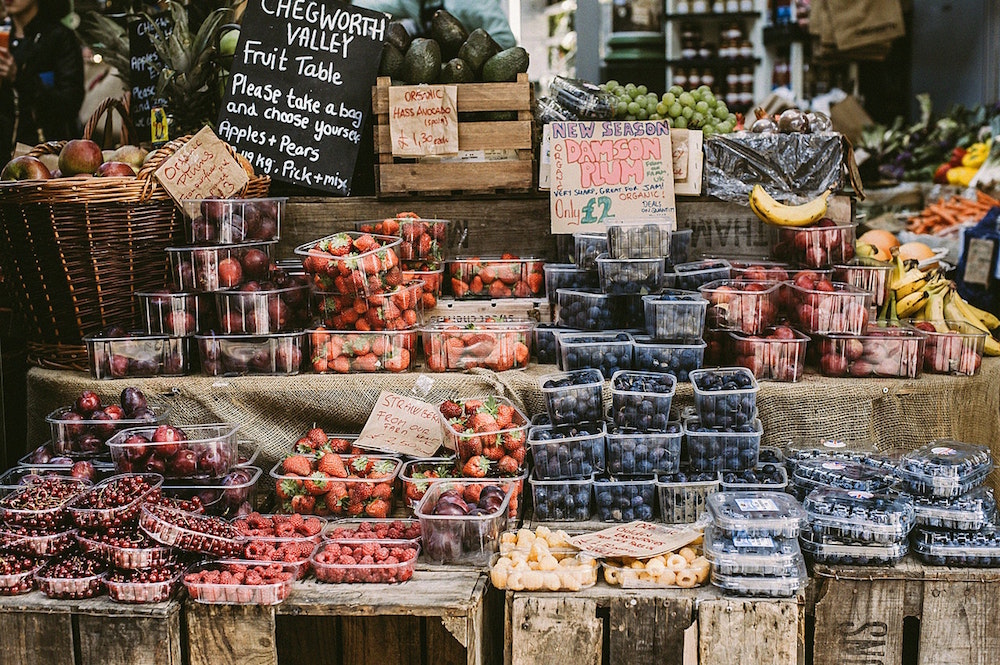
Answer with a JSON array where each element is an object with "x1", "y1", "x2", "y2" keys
[
  {"x1": 698, "y1": 598, "x2": 799, "y2": 665},
  {"x1": 919, "y1": 580, "x2": 1000, "y2": 665},
  {"x1": 78, "y1": 612, "x2": 182, "y2": 665},
  {"x1": 609, "y1": 595, "x2": 694, "y2": 665},
  {"x1": 275, "y1": 616, "x2": 340, "y2": 665},
  {"x1": 185, "y1": 602, "x2": 277, "y2": 665},
  {"x1": 509, "y1": 596, "x2": 602, "y2": 665},
  {"x1": 342, "y1": 615, "x2": 423, "y2": 665},
  {"x1": 373, "y1": 75, "x2": 531, "y2": 114},
  {"x1": 375, "y1": 120, "x2": 533, "y2": 153},
  {"x1": 812, "y1": 578, "x2": 906, "y2": 665},
  {"x1": 378, "y1": 161, "x2": 534, "y2": 196},
  {"x1": 426, "y1": 616, "x2": 472, "y2": 665},
  {"x1": 0, "y1": 611, "x2": 74, "y2": 665},
  {"x1": 428, "y1": 297, "x2": 548, "y2": 324}
]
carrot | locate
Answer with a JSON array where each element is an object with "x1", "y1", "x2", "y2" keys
[
  {"x1": 926, "y1": 204, "x2": 960, "y2": 226},
  {"x1": 975, "y1": 190, "x2": 1000, "y2": 207}
]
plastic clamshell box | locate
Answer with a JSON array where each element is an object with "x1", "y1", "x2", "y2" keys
[
  {"x1": 140, "y1": 504, "x2": 246, "y2": 556},
  {"x1": 683, "y1": 417, "x2": 763, "y2": 473},
  {"x1": 0, "y1": 477, "x2": 89, "y2": 528},
  {"x1": 918, "y1": 320, "x2": 988, "y2": 377},
  {"x1": 799, "y1": 530, "x2": 907, "y2": 566},
  {"x1": 574, "y1": 233, "x2": 608, "y2": 270},
  {"x1": 46, "y1": 404, "x2": 171, "y2": 458},
  {"x1": 728, "y1": 327, "x2": 810, "y2": 382},
  {"x1": 414, "y1": 482, "x2": 512, "y2": 565},
  {"x1": 556, "y1": 288, "x2": 615, "y2": 331},
  {"x1": 0, "y1": 561, "x2": 41, "y2": 596},
  {"x1": 68, "y1": 473, "x2": 164, "y2": 529},
  {"x1": 398, "y1": 462, "x2": 526, "y2": 519},
  {"x1": 782, "y1": 438, "x2": 882, "y2": 473},
  {"x1": 656, "y1": 471, "x2": 721, "y2": 524},
  {"x1": 758, "y1": 446, "x2": 785, "y2": 465},
  {"x1": 231, "y1": 520, "x2": 324, "y2": 579},
  {"x1": 160, "y1": 466, "x2": 262, "y2": 518},
  {"x1": 707, "y1": 491, "x2": 808, "y2": 539},
  {"x1": 195, "y1": 331, "x2": 304, "y2": 377},
  {"x1": 438, "y1": 397, "x2": 529, "y2": 465},
  {"x1": 802, "y1": 487, "x2": 914, "y2": 544},
  {"x1": 689, "y1": 367, "x2": 760, "y2": 429},
  {"x1": 786, "y1": 281, "x2": 872, "y2": 335},
  {"x1": 533, "y1": 324, "x2": 574, "y2": 366},
  {"x1": 323, "y1": 518, "x2": 422, "y2": 543},
  {"x1": 166, "y1": 241, "x2": 277, "y2": 292},
  {"x1": 311, "y1": 539, "x2": 420, "y2": 584},
  {"x1": 214, "y1": 283, "x2": 311, "y2": 334},
  {"x1": 791, "y1": 458, "x2": 897, "y2": 495},
  {"x1": 84, "y1": 331, "x2": 189, "y2": 380},
  {"x1": 421, "y1": 320, "x2": 533, "y2": 372},
  {"x1": 0, "y1": 526, "x2": 78, "y2": 557},
  {"x1": 491, "y1": 551, "x2": 599, "y2": 591},
  {"x1": 610, "y1": 370, "x2": 676, "y2": 431},
  {"x1": 897, "y1": 440, "x2": 993, "y2": 498},
  {"x1": 641, "y1": 290, "x2": 708, "y2": 342},
  {"x1": 539, "y1": 368, "x2": 605, "y2": 426},
  {"x1": 720, "y1": 465, "x2": 789, "y2": 492},
  {"x1": 34, "y1": 565, "x2": 105, "y2": 600},
  {"x1": 912, "y1": 486, "x2": 997, "y2": 532},
  {"x1": 237, "y1": 441, "x2": 263, "y2": 468},
  {"x1": 665, "y1": 259, "x2": 732, "y2": 291},
  {"x1": 312, "y1": 280, "x2": 426, "y2": 331},
  {"x1": 596, "y1": 253, "x2": 665, "y2": 295},
  {"x1": 0, "y1": 469, "x2": 93, "y2": 499},
  {"x1": 401, "y1": 265, "x2": 445, "y2": 304},
  {"x1": 294, "y1": 232, "x2": 402, "y2": 297},
  {"x1": 606, "y1": 426, "x2": 682, "y2": 476},
  {"x1": 136, "y1": 291, "x2": 211, "y2": 337},
  {"x1": 105, "y1": 569, "x2": 183, "y2": 604},
  {"x1": 558, "y1": 332, "x2": 633, "y2": 378},
  {"x1": 180, "y1": 197, "x2": 286, "y2": 245},
  {"x1": 698, "y1": 279, "x2": 781, "y2": 335},
  {"x1": 15, "y1": 449, "x2": 115, "y2": 472},
  {"x1": 107, "y1": 424, "x2": 240, "y2": 479},
  {"x1": 605, "y1": 221, "x2": 675, "y2": 259},
  {"x1": 307, "y1": 328, "x2": 417, "y2": 374},
  {"x1": 76, "y1": 530, "x2": 176, "y2": 570},
  {"x1": 445, "y1": 256, "x2": 545, "y2": 300},
  {"x1": 667, "y1": 229, "x2": 693, "y2": 268},
  {"x1": 543, "y1": 264, "x2": 598, "y2": 306},
  {"x1": 183, "y1": 560, "x2": 296, "y2": 604},
  {"x1": 354, "y1": 217, "x2": 450, "y2": 263},
  {"x1": 770, "y1": 222, "x2": 857, "y2": 269},
  {"x1": 529, "y1": 473, "x2": 594, "y2": 522},
  {"x1": 593, "y1": 474, "x2": 657, "y2": 522},
  {"x1": 528, "y1": 422, "x2": 606, "y2": 480},
  {"x1": 629, "y1": 335, "x2": 706, "y2": 380},
  {"x1": 711, "y1": 560, "x2": 807, "y2": 598},
  {"x1": 911, "y1": 526, "x2": 1000, "y2": 567},
  {"x1": 703, "y1": 525, "x2": 804, "y2": 577},
  {"x1": 833, "y1": 262, "x2": 894, "y2": 308}
]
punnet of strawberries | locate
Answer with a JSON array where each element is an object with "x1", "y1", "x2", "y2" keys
[
  {"x1": 447, "y1": 254, "x2": 544, "y2": 299},
  {"x1": 439, "y1": 396, "x2": 528, "y2": 472},
  {"x1": 289, "y1": 429, "x2": 362, "y2": 458},
  {"x1": 308, "y1": 329, "x2": 416, "y2": 374},
  {"x1": 297, "y1": 232, "x2": 402, "y2": 297},
  {"x1": 311, "y1": 539, "x2": 419, "y2": 583},
  {"x1": 354, "y1": 212, "x2": 449, "y2": 264},
  {"x1": 313, "y1": 281, "x2": 424, "y2": 332},
  {"x1": 422, "y1": 320, "x2": 532, "y2": 372}
]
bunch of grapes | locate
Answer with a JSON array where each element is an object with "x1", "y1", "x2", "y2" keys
[{"x1": 599, "y1": 81, "x2": 738, "y2": 136}]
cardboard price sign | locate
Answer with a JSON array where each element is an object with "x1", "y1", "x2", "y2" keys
[
  {"x1": 569, "y1": 521, "x2": 701, "y2": 559},
  {"x1": 154, "y1": 126, "x2": 249, "y2": 205},
  {"x1": 353, "y1": 391, "x2": 443, "y2": 457},
  {"x1": 389, "y1": 85, "x2": 459, "y2": 157},
  {"x1": 549, "y1": 120, "x2": 677, "y2": 233}
]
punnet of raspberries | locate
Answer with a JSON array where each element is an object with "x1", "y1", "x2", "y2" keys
[
  {"x1": 184, "y1": 561, "x2": 295, "y2": 605},
  {"x1": 324, "y1": 519, "x2": 421, "y2": 542},
  {"x1": 311, "y1": 539, "x2": 419, "y2": 584}
]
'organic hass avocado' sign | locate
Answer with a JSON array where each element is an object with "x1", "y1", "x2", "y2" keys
[{"x1": 216, "y1": 0, "x2": 386, "y2": 195}]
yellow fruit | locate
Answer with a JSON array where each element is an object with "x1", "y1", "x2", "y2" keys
[{"x1": 749, "y1": 186, "x2": 832, "y2": 227}]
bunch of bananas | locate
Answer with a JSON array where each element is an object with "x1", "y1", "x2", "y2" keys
[{"x1": 880, "y1": 253, "x2": 1000, "y2": 356}]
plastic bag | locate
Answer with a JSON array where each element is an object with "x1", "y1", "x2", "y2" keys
[
  {"x1": 535, "y1": 97, "x2": 579, "y2": 124},
  {"x1": 956, "y1": 206, "x2": 1000, "y2": 316},
  {"x1": 548, "y1": 77, "x2": 616, "y2": 121}
]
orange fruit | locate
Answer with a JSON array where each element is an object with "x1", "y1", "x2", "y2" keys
[
  {"x1": 897, "y1": 241, "x2": 939, "y2": 268},
  {"x1": 857, "y1": 229, "x2": 899, "y2": 261}
]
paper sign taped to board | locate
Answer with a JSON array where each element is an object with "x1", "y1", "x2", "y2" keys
[
  {"x1": 353, "y1": 391, "x2": 443, "y2": 457},
  {"x1": 154, "y1": 126, "x2": 248, "y2": 205},
  {"x1": 389, "y1": 85, "x2": 458, "y2": 157},
  {"x1": 549, "y1": 120, "x2": 677, "y2": 233},
  {"x1": 569, "y1": 521, "x2": 701, "y2": 558}
]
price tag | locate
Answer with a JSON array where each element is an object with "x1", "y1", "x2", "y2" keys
[
  {"x1": 964, "y1": 238, "x2": 995, "y2": 287},
  {"x1": 154, "y1": 126, "x2": 249, "y2": 206},
  {"x1": 389, "y1": 85, "x2": 458, "y2": 157},
  {"x1": 734, "y1": 497, "x2": 779, "y2": 513},
  {"x1": 734, "y1": 535, "x2": 774, "y2": 549},
  {"x1": 569, "y1": 521, "x2": 700, "y2": 559},
  {"x1": 353, "y1": 391, "x2": 443, "y2": 457}
]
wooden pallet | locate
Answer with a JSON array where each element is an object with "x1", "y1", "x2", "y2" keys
[
  {"x1": 807, "y1": 555, "x2": 1000, "y2": 665},
  {"x1": 0, "y1": 591, "x2": 182, "y2": 665},
  {"x1": 372, "y1": 74, "x2": 535, "y2": 198},
  {"x1": 185, "y1": 568, "x2": 500, "y2": 665}
]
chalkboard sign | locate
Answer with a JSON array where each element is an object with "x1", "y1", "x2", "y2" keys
[
  {"x1": 216, "y1": 0, "x2": 387, "y2": 195},
  {"x1": 129, "y1": 13, "x2": 171, "y2": 137}
]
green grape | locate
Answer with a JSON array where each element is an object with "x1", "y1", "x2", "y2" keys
[
  {"x1": 656, "y1": 102, "x2": 668, "y2": 115},
  {"x1": 695, "y1": 101, "x2": 709, "y2": 114},
  {"x1": 669, "y1": 85, "x2": 684, "y2": 97},
  {"x1": 624, "y1": 83, "x2": 636, "y2": 94},
  {"x1": 678, "y1": 92, "x2": 694, "y2": 107},
  {"x1": 662, "y1": 92, "x2": 676, "y2": 106},
  {"x1": 625, "y1": 114, "x2": 636, "y2": 121},
  {"x1": 627, "y1": 101, "x2": 641, "y2": 115},
  {"x1": 649, "y1": 114, "x2": 661, "y2": 121},
  {"x1": 614, "y1": 102, "x2": 627, "y2": 116},
  {"x1": 668, "y1": 102, "x2": 682, "y2": 117},
  {"x1": 606, "y1": 80, "x2": 619, "y2": 90},
  {"x1": 674, "y1": 116, "x2": 688, "y2": 129},
  {"x1": 640, "y1": 85, "x2": 650, "y2": 95},
  {"x1": 702, "y1": 126, "x2": 716, "y2": 138},
  {"x1": 681, "y1": 106, "x2": 694, "y2": 119},
  {"x1": 691, "y1": 111, "x2": 705, "y2": 125},
  {"x1": 703, "y1": 92, "x2": 716, "y2": 105},
  {"x1": 690, "y1": 90, "x2": 702, "y2": 103},
  {"x1": 697, "y1": 85, "x2": 712, "y2": 96},
  {"x1": 645, "y1": 99, "x2": 658, "y2": 113},
  {"x1": 636, "y1": 108, "x2": 649, "y2": 120},
  {"x1": 714, "y1": 106, "x2": 728, "y2": 120}
]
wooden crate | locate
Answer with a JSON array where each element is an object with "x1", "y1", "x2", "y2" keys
[
  {"x1": 185, "y1": 569, "x2": 500, "y2": 665},
  {"x1": 372, "y1": 74, "x2": 535, "y2": 197},
  {"x1": 428, "y1": 297, "x2": 551, "y2": 324},
  {"x1": 807, "y1": 554, "x2": 1000, "y2": 665},
  {"x1": 0, "y1": 591, "x2": 182, "y2": 665}
]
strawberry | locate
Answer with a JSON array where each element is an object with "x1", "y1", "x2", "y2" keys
[
  {"x1": 422, "y1": 292, "x2": 438, "y2": 308},
  {"x1": 399, "y1": 241, "x2": 414, "y2": 260},
  {"x1": 497, "y1": 456, "x2": 519, "y2": 475},
  {"x1": 462, "y1": 456, "x2": 490, "y2": 478},
  {"x1": 293, "y1": 436, "x2": 314, "y2": 455},
  {"x1": 471, "y1": 412, "x2": 499, "y2": 433},
  {"x1": 282, "y1": 455, "x2": 313, "y2": 477},
  {"x1": 512, "y1": 281, "x2": 531, "y2": 298},
  {"x1": 495, "y1": 404, "x2": 515, "y2": 429},
  {"x1": 488, "y1": 280, "x2": 511, "y2": 298},
  {"x1": 496, "y1": 264, "x2": 519, "y2": 285},
  {"x1": 418, "y1": 234, "x2": 433, "y2": 257},
  {"x1": 290, "y1": 494, "x2": 316, "y2": 514},
  {"x1": 350, "y1": 482, "x2": 374, "y2": 502},
  {"x1": 503, "y1": 428, "x2": 526, "y2": 452},
  {"x1": 450, "y1": 278, "x2": 469, "y2": 298},
  {"x1": 345, "y1": 498, "x2": 365, "y2": 516},
  {"x1": 384, "y1": 349, "x2": 410, "y2": 372},
  {"x1": 463, "y1": 399, "x2": 484, "y2": 413},
  {"x1": 322, "y1": 235, "x2": 352, "y2": 257},
  {"x1": 369, "y1": 460, "x2": 397, "y2": 479},
  {"x1": 484, "y1": 444, "x2": 504, "y2": 461},
  {"x1": 317, "y1": 452, "x2": 348, "y2": 478},
  {"x1": 500, "y1": 253, "x2": 519, "y2": 260},
  {"x1": 439, "y1": 400, "x2": 463, "y2": 420},
  {"x1": 331, "y1": 356, "x2": 351, "y2": 373},
  {"x1": 508, "y1": 446, "x2": 527, "y2": 466},
  {"x1": 352, "y1": 353, "x2": 381, "y2": 372},
  {"x1": 353, "y1": 233, "x2": 377, "y2": 253},
  {"x1": 325, "y1": 483, "x2": 348, "y2": 512},
  {"x1": 307, "y1": 427, "x2": 328, "y2": 446},
  {"x1": 365, "y1": 498, "x2": 390, "y2": 518},
  {"x1": 328, "y1": 438, "x2": 353, "y2": 453},
  {"x1": 469, "y1": 275, "x2": 484, "y2": 294},
  {"x1": 478, "y1": 266, "x2": 497, "y2": 284},
  {"x1": 304, "y1": 472, "x2": 331, "y2": 495},
  {"x1": 463, "y1": 483, "x2": 484, "y2": 503},
  {"x1": 384, "y1": 267, "x2": 404, "y2": 287},
  {"x1": 371, "y1": 482, "x2": 393, "y2": 501},
  {"x1": 275, "y1": 478, "x2": 300, "y2": 501},
  {"x1": 528, "y1": 271, "x2": 544, "y2": 294}
]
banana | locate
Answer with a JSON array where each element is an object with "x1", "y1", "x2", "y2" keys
[
  {"x1": 749, "y1": 186, "x2": 832, "y2": 227},
  {"x1": 950, "y1": 293, "x2": 1000, "y2": 356},
  {"x1": 891, "y1": 269, "x2": 928, "y2": 299},
  {"x1": 961, "y1": 300, "x2": 1000, "y2": 330},
  {"x1": 896, "y1": 290, "x2": 930, "y2": 318},
  {"x1": 925, "y1": 290, "x2": 950, "y2": 333}
]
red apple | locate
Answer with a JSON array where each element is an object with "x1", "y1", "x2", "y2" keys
[
  {"x1": 58, "y1": 139, "x2": 103, "y2": 176},
  {"x1": 218, "y1": 257, "x2": 243, "y2": 287},
  {"x1": 95, "y1": 161, "x2": 136, "y2": 177},
  {"x1": 1, "y1": 155, "x2": 52, "y2": 180}
]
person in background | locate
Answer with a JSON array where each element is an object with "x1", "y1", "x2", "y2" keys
[
  {"x1": 355, "y1": 0, "x2": 516, "y2": 49},
  {"x1": 0, "y1": 0, "x2": 84, "y2": 161}
]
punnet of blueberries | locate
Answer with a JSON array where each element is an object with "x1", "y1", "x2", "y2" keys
[
  {"x1": 559, "y1": 333, "x2": 633, "y2": 379},
  {"x1": 611, "y1": 370, "x2": 675, "y2": 431},
  {"x1": 665, "y1": 259, "x2": 732, "y2": 291},
  {"x1": 631, "y1": 336, "x2": 705, "y2": 381},
  {"x1": 684, "y1": 417, "x2": 762, "y2": 472},
  {"x1": 803, "y1": 487, "x2": 914, "y2": 544},
  {"x1": 543, "y1": 264, "x2": 599, "y2": 306},
  {"x1": 703, "y1": 525, "x2": 803, "y2": 577},
  {"x1": 800, "y1": 530, "x2": 908, "y2": 566},
  {"x1": 641, "y1": 290, "x2": 708, "y2": 342},
  {"x1": 656, "y1": 470, "x2": 721, "y2": 524},
  {"x1": 689, "y1": 368, "x2": 759, "y2": 429},
  {"x1": 528, "y1": 423, "x2": 606, "y2": 480},
  {"x1": 540, "y1": 369, "x2": 605, "y2": 426},
  {"x1": 721, "y1": 464, "x2": 787, "y2": 490},
  {"x1": 606, "y1": 425, "x2": 682, "y2": 475},
  {"x1": 593, "y1": 474, "x2": 656, "y2": 522},
  {"x1": 557, "y1": 289, "x2": 615, "y2": 331},
  {"x1": 911, "y1": 525, "x2": 1000, "y2": 567},
  {"x1": 533, "y1": 324, "x2": 573, "y2": 366},
  {"x1": 596, "y1": 254, "x2": 665, "y2": 295},
  {"x1": 530, "y1": 475, "x2": 594, "y2": 521}
]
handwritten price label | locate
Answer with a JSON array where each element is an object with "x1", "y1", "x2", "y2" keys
[
  {"x1": 353, "y1": 391, "x2": 444, "y2": 457},
  {"x1": 154, "y1": 126, "x2": 249, "y2": 205},
  {"x1": 388, "y1": 85, "x2": 458, "y2": 157},
  {"x1": 569, "y1": 521, "x2": 701, "y2": 559}
]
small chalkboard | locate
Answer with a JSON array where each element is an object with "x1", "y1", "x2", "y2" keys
[
  {"x1": 128, "y1": 12, "x2": 171, "y2": 137},
  {"x1": 216, "y1": 0, "x2": 387, "y2": 195}
]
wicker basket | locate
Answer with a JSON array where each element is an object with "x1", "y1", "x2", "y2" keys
[{"x1": 0, "y1": 106, "x2": 270, "y2": 371}]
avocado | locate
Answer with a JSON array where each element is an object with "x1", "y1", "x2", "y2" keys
[
  {"x1": 481, "y1": 46, "x2": 529, "y2": 83},
  {"x1": 428, "y1": 9, "x2": 468, "y2": 60},
  {"x1": 386, "y1": 20, "x2": 411, "y2": 53},
  {"x1": 399, "y1": 38, "x2": 441, "y2": 84},
  {"x1": 379, "y1": 43, "x2": 404, "y2": 78},
  {"x1": 457, "y1": 28, "x2": 501, "y2": 77},
  {"x1": 440, "y1": 58, "x2": 474, "y2": 84}
]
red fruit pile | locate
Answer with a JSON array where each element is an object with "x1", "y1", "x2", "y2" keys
[
  {"x1": 308, "y1": 329, "x2": 415, "y2": 374},
  {"x1": 52, "y1": 387, "x2": 156, "y2": 455},
  {"x1": 912, "y1": 322, "x2": 984, "y2": 376},
  {"x1": 106, "y1": 563, "x2": 185, "y2": 603},
  {"x1": 731, "y1": 326, "x2": 807, "y2": 382},
  {"x1": 702, "y1": 280, "x2": 779, "y2": 335},
  {"x1": 403, "y1": 460, "x2": 524, "y2": 518},
  {"x1": 774, "y1": 218, "x2": 855, "y2": 268},
  {"x1": 35, "y1": 553, "x2": 106, "y2": 599},
  {"x1": 0, "y1": 523, "x2": 78, "y2": 557},
  {"x1": 185, "y1": 562, "x2": 294, "y2": 604},
  {"x1": 275, "y1": 452, "x2": 397, "y2": 519},
  {"x1": 140, "y1": 504, "x2": 245, "y2": 557},
  {"x1": 173, "y1": 244, "x2": 273, "y2": 292},
  {"x1": 788, "y1": 271, "x2": 869, "y2": 335},
  {"x1": 300, "y1": 232, "x2": 402, "y2": 296},
  {"x1": 325, "y1": 519, "x2": 421, "y2": 541},
  {"x1": 290, "y1": 429, "x2": 360, "y2": 457},
  {"x1": 113, "y1": 424, "x2": 235, "y2": 479},
  {"x1": 424, "y1": 322, "x2": 531, "y2": 372},
  {"x1": 817, "y1": 328, "x2": 923, "y2": 378},
  {"x1": 70, "y1": 474, "x2": 161, "y2": 530},
  {"x1": 448, "y1": 255, "x2": 544, "y2": 299},
  {"x1": 402, "y1": 263, "x2": 444, "y2": 308},
  {"x1": 140, "y1": 290, "x2": 202, "y2": 336},
  {"x1": 216, "y1": 272, "x2": 311, "y2": 334},
  {"x1": 312, "y1": 540, "x2": 418, "y2": 583},
  {"x1": 0, "y1": 551, "x2": 42, "y2": 595},
  {"x1": 439, "y1": 397, "x2": 527, "y2": 472},
  {"x1": 315, "y1": 281, "x2": 423, "y2": 332},
  {"x1": 0, "y1": 476, "x2": 90, "y2": 529},
  {"x1": 234, "y1": 513, "x2": 325, "y2": 571}
]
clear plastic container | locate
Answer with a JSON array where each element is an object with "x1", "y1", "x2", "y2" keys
[
  {"x1": 0, "y1": 477, "x2": 91, "y2": 528},
  {"x1": 912, "y1": 486, "x2": 997, "y2": 531},
  {"x1": 183, "y1": 560, "x2": 296, "y2": 604},
  {"x1": 727, "y1": 260, "x2": 795, "y2": 283},
  {"x1": 533, "y1": 324, "x2": 574, "y2": 366},
  {"x1": 84, "y1": 331, "x2": 188, "y2": 379},
  {"x1": 656, "y1": 471, "x2": 721, "y2": 523},
  {"x1": 398, "y1": 461, "x2": 526, "y2": 518},
  {"x1": 556, "y1": 288, "x2": 615, "y2": 330},
  {"x1": 917, "y1": 321, "x2": 987, "y2": 377},
  {"x1": 415, "y1": 482, "x2": 512, "y2": 565},
  {"x1": 540, "y1": 369, "x2": 605, "y2": 425},
  {"x1": 833, "y1": 262, "x2": 894, "y2": 309},
  {"x1": 493, "y1": 551, "x2": 599, "y2": 590},
  {"x1": 711, "y1": 558, "x2": 807, "y2": 598},
  {"x1": 269, "y1": 457, "x2": 401, "y2": 518},
  {"x1": 668, "y1": 229, "x2": 693, "y2": 269},
  {"x1": 160, "y1": 466, "x2": 262, "y2": 518},
  {"x1": 421, "y1": 320, "x2": 533, "y2": 372},
  {"x1": 106, "y1": 568, "x2": 183, "y2": 604},
  {"x1": 0, "y1": 525, "x2": 78, "y2": 556},
  {"x1": 214, "y1": 282, "x2": 311, "y2": 334},
  {"x1": 69, "y1": 473, "x2": 164, "y2": 529},
  {"x1": 166, "y1": 241, "x2": 277, "y2": 292},
  {"x1": 181, "y1": 197, "x2": 285, "y2": 244},
  {"x1": 402, "y1": 265, "x2": 445, "y2": 309},
  {"x1": 666, "y1": 259, "x2": 732, "y2": 291},
  {"x1": 606, "y1": 221, "x2": 675, "y2": 259},
  {"x1": 543, "y1": 264, "x2": 598, "y2": 306},
  {"x1": 0, "y1": 555, "x2": 42, "y2": 595},
  {"x1": 787, "y1": 281, "x2": 871, "y2": 335},
  {"x1": 596, "y1": 254, "x2": 665, "y2": 295},
  {"x1": 729, "y1": 327, "x2": 809, "y2": 382},
  {"x1": 559, "y1": 332, "x2": 633, "y2": 378},
  {"x1": 642, "y1": 290, "x2": 708, "y2": 341},
  {"x1": 324, "y1": 518, "x2": 422, "y2": 543},
  {"x1": 307, "y1": 328, "x2": 417, "y2": 374},
  {"x1": 803, "y1": 487, "x2": 914, "y2": 543},
  {"x1": 800, "y1": 530, "x2": 907, "y2": 566},
  {"x1": 76, "y1": 530, "x2": 177, "y2": 570},
  {"x1": 606, "y1": 426, "x2": 682, "y2": 475},
  {"x1": 689, "y1": 367, "x2": 759, "y2": 429},
  {"x1": 610, "y1": 370, "x2": 676, "y2": 431},
  {"x1": 529, "y1": 474, "x2": 594, "y2": 521},
  {"x1": 196, "y1": 331, "x2": 305, "y2": 376},
  {"x1": 529, "y1": 422, "x2": 606, "y2": 480},
  {"x1": 630, "y1": 335, "x2": 705, "y2": 380},
  {"x1": 313, "y1": 280, "x2": 425, "y2": 332},
  {"x1": 684, "y1": 417, "x2": 762, "y2": 472},
  {"x1": 699, "y1": 279, "x2": 781, "y2": 335},
  {"x1": 106, "y1": 424, "x2": 240, "y2": 479},
  {"x1": 593, "y1": 475, "x2": 656, "y2": 522},
  {"x1": 720, "y1": 465, "x2": 788, "y2": 492},
  {"x1": 706, "y1": 491, "x2": 808, "y2": 538},
  {"x1": 573, "y1": 233, "x2": 608, "y2": 270},
  {"x1": 354, "y1": 217, "x2": 450, "y2": 263},
  {"x1": 771, "y1": 223, "x2": 857, "y2": 268},
  {"x1": 703, "y1": 525, "x2": 803, "y2": 576},
  {"x1": 295, "y1": 232, "x2": 403, "y2": 297},
  {"x1": 136, "y1": 290, "x2": 211, "y2": 337},
  {"x1": 782, "y1": 439, "x2": 884, "y2": 474},
  {"x1": 897, "y1": 441, "x2": 993, "y2": 498},
  {"x1": 47, "y1": 404, "x2": 170, "y2": 458},
  {"x1": 758, "y1": 446, "x2": 785, "y2": 465},
  {"x1": 792, "y1": 459, "x2": 897, "y2": 495},
  {"x1": 311, "y1": 539, "x2": 420, "y2": 583},
  {"x1": 438, "y1": 397, "x2": 529, "y2": 464},
  {"x1": 446, "y1": 256, "x2": 545, "y2": 300},
  {"x1": 140, "y1": 504, "x2": 246, "y2": 557},
  {"x1": 34, "y1": 561, "x2": 105, "y2": 599},
  {"x1": 16, "y1": 448, "x2": 115, "y2": 472},
  {"x1": 911, "y1": 526, "x2": 1000, "y2": 567}
]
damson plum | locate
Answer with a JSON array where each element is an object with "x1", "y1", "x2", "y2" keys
[{"x1": 425, "y1": 527, "x2": 463, "y2": 562}]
